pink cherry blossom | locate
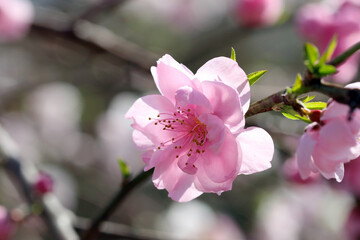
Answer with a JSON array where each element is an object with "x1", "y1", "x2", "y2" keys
[
  {"x1": 296, "y1": 83, "x2": 360, "y2": 182},
  {"x1": 296, "y1": 0, "x2": 360, "y2": 83},
  {"x1": 0, "y1": 206, "x2": 13, "y2": 240},
  {"x1": 0, "y1": 0, "x2": 34, "y2": 42},
  {"x1": 234, "y1": 0, "x2": 284, "y2": 28},
  {"x1": 126, "y1": 54, "x2": 274, "y2": 202}
]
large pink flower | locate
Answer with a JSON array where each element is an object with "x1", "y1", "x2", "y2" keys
[
  {"x1": 0, "y1": 0, "x2": 34, "y2": 42},
  {"x1": 296, "y1": 83, "x2": 360, "y2": 182},
  {"x1": 126, "y1": 55, "x2": 274, "y2": 202},
  {"x1": 234, "y1": 0, "x2": 284, "y2": 28},
  {"x1": 296, "y1": 1, "x2": 360, "y2": 83}
]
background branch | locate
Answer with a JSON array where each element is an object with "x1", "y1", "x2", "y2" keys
[
  {"x1": 31, "y1": 7, "x2": 158, "y2": 72},
  {"x1": 81, "y1": 169, "x2": 154, "y2": 240},
  {"x1": 0, "y1": 126, "x2": 79, "y2": 240},
  {"x1": 246, "y1": 41, "x2": 360, "y2": 118}
]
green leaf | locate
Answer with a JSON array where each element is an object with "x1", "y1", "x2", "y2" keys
[
  {"x1": 118, "y1": 159, "x2": 131, "y2": 179},
  {"x1": 317, "y1": 64, "x2": 337, "y2": 76},
  {"x1": 300, "y1": 95, "x2": 315, "y2": 103},
  {"x1": 319, "y1": 35, "x2": 337, "y2": 65},
  {"x1": 230, "y1": 47, "x2": 236, "y2": 61},
  {"x1": 291, "y1": 74, "x2": 303, "y2": 93},
  {"x1": 280, "y1": 105, "x2": 311, "y2": 123},
  {"x1": 304, "y1": 101, "x2": 327, "y2": 110},
  {"x1": 304, "y1": 43, "x2": 319, "y2": 68},
  {"x1": 247, "y1": 70, "x2": 267, "y2": 86}
]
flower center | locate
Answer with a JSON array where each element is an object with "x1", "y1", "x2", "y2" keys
[{"x1": 148, "y1": 106, "x2": 208, "y2": 173}]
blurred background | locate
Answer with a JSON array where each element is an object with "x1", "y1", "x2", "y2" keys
[{"x1": 0, "y1": 0, "x2": 359, "y2": 239}]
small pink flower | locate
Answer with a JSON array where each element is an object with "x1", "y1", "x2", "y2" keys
[
  {"x1": 0, "y1": 206, "x2": 13, "y2": 240},
  {"x1": 296, "y1": 1, "x2": 360, "y2": 83},
  {"x1": 296, "y1": 83, "x2": 360, "y2": 182},
  {"x1": 0, "y1": 0, "x2": 34, "y2": 42},
  {"x1": 126, "y1": 55, "x2": 274, "y2": 202},
  {"x1": 234, "y1": 0, "x2": 284, "y2": 28}
]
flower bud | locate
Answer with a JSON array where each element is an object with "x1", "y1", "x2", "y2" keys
[{"x1": 34, "y1": 172, "x2": 54, "y2": 195}]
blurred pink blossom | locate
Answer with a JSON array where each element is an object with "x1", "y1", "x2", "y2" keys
[
  {"x1": 0, "y1": 0, "x2": 34, "y2": 42},
  {"x1": 296, "y1": 83, "x2": 360, "y2": 182},
  {"x1": 296, "y1": 0, "x2": 360, "y2": 83},
  {"x1": 344, "y1": 205, "x2": 360, "y2": 240},
  {"x1": 126, "y1": 54, "x2": 274, "y2": 202},
  {"x1": 0, "y1": 206, "x2": 13, "y2": 240},
  {"x1": 283, "y1": 157, "x2": 319, "y2": 184},
  {"x1": 338, "y1": 156, "x2": 360, "y2": 197},
  {"x1": 234, "y1": 0, "x2": 284, "y2": 27}
]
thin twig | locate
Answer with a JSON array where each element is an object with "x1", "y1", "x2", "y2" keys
[
  {"x1": 246, "y1": 41, "x2": 360, "y2": 118},
  {"x1": 76, "y1": 217, "x2": 172, "y2": 240},
  {"x1": 69, "y1": 0, "x2": 129, "y2": 28},
  {"x1": 81, "y1": 169, "x2": 154, "y2": 240},
  {"x1": 31, "y1": 8, "x2": 158, "y2": 72}
]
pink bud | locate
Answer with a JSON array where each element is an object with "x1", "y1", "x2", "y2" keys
[
  {"x1": 0, "y1": 0, "x2": 34, "y2": 42},
  {"x1": 0, "y1": 206, "x2": 14, "y2": 240},
  {"x1": 234, "y1": 0, "x2": 284, "y2": 28},
  {"x1": 35, "y1": 172, "x2": 54, "y2": 195}
]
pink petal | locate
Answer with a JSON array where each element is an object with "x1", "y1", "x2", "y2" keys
[
  {"x1": 151, "y1": 55, "x2": 195, "y2": 103},
  {"x1": 198, "y1": 126, "x2": 239, "y2": 183},
  {"x1": 201, "y1": 81, "x2": 244, "y2": 133},
  {"x1": 236, "y1": 127, "x2": 274, "y2": 175},
  {"x1": 125, "y1": 95, "x2": 176, "y2": 145},
  {"x1": 152, "y1": 151, "x2": 202, "y2": 202},
  {"x1": 177, "y1": 154, "x2": 198, "y2": 175},
  {"x1": 194, "y1": 163, "x2": 235, "y2": 193},
  {"x1": 142, "y1": 150, "x2": 154, "y2": 171},
  {"x1": 346, "y1": 82, "x2": 360, "y2": 89},
  {"x1": 125, "y1": 95, "x2": 175, "y2": 128},
  {"x1": 316, "y1": 161, "x2": 345, "y2": 182},
  {"x1": 174, "y1": 86, "x2": 213, "y2": 115},
  {"x1": 322, "y1": 101, "x2": 349, "y2": 121},
  {"x1": 316, "y1": 119, "x2": 358, "y2": 162},
  {"x1": 132, "y1": 130, "x2": 154, "y2": 151},
  {"x1": 195, "y1": 57, "x2": 250, "y2": 112},
  {"x1": 296, "y1": 128, "x2": 318, "y2": 179}
]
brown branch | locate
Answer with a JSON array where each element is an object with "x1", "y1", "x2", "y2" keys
[
  {"x1": 31, "y1": 8, "x2": 158, "y2": 72},
  {"x1": 246, "y1": 41, "x2": 360, "y2": 118},
  {"x1": 69, "y1": 0, "x2": 129, "y2": 27},
  {"x1": 81, "y1": 169, "x2": 154, "y2": 240},
  {"x1": 76, "y1": 217, "x2": 172, "y2": 240}
]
